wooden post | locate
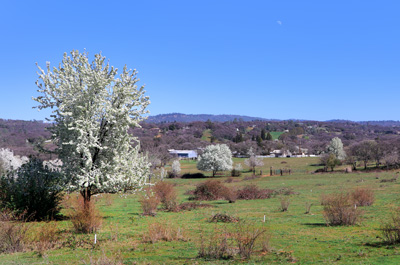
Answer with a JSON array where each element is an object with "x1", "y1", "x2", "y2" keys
[
  {"x1": 280, "y1": 169, "x2": 283, "y2": 176},
  {"x1": 270, "y1": 167, "x2": 273, "y2": 176}
]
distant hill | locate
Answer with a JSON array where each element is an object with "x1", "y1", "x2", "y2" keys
[
  {"x1": 357, "y1": 120, "x2": 400, "y2": 127},
  {"x1": 146, "y1": 113, "x2": 274, "y2": 123}
]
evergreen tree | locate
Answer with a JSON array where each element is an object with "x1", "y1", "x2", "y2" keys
[
  {"x1": 261, "y1": 129, "x2": 266, "y2": 140},
  {"x1": 266, "y1": 132, "x2": 273, "y2": 141}
]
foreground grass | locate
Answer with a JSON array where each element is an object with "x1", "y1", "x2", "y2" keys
[{"x1": 2, "y1": 157, "x2": 400, "y2": 264}]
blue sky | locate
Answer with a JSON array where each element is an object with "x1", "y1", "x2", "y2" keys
[{"x1": 1, "y1": 1, "x2": 399, "y2": 121}]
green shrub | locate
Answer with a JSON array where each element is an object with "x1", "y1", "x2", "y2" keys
[{"x1": 0, "y1": 158, "x2": 64, "y2": 221}]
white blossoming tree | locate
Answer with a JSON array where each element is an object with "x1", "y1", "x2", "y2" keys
[
  {"x1": 197, "y1": 144, "x2": 233, "y2": 177},
  {"x1": 327, "y1": 137, "x2": 346, "y2": 160},
  {"x1": 0, "y1": 148, "x2": 28, "y2": 175},
  {"x1": 171, "y1": 160, "x2": 181, "y2": 177},
  {"x1": 244, "y1": 155, "x2": 264, "y2": 174},
  {"x1": 33, "y1": 50, "x2": 150, "y2": 205}
]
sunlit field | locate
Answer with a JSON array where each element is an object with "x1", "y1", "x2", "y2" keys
[{"x1": 1, "y1": 157, "x2": 400, "y2": 264}]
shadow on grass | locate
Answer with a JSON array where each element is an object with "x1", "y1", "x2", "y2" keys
[
  {"x1": 301, "y1": 222, "x2": 326, "y2": 227},
  {"x1": 364, "y1": 241, "x2": 398, "y2": 248}
]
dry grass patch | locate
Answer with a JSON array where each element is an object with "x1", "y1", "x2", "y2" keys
[
  {"x1": 142, "y1": 221, "x2": 186, "y2": 243},
  {"x1": 0, "y1": 211, "x2": 31, "y2": 254}
]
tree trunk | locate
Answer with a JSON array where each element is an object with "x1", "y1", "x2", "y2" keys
[{"x1": 80, "y1": 187, "x2": 91, "y2": 210}]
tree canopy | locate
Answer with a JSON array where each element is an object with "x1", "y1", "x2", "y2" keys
[
  {"x1": 197, "y1": 144, "x2": 233, "y2": 177},
  {"x1": 33, "y1": 50, "x2": 150, "y2": 202}
]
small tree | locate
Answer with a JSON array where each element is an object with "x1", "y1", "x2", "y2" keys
[
  {"x1": 197, "y1": 144, "x2": 233, "y2": 177},
  {"x1": 327, "y1": 137, "x2": 346, "y2": 160},
  {"x1": 171, "y1": 160, "x2": 181, "y2": 178},
  {"x1": 260, "y1": 129, "x2": 266, "y2": 141},
  {"x1": 265, "y1": 132, "x2": 273, "y2": 141},
  {"x1": 320, "y1": 153, "x2": 341, "y2": 172},
  {"x1": 245, "y1": 156, "x2": 264, "y2": 174},
  {"x1": 350, "y1": 141, "x2": 375, "y2": 170},
  {"x1": 33, "y1": 50, "x2": 150, "y2": 206},
  {"x1": 244, "y1": 147, "x2": 264, "y2": 174}
]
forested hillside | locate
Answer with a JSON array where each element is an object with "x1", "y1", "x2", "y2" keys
[{"x1": 2, "y1": 117, "x2": 400, "y2": 168}]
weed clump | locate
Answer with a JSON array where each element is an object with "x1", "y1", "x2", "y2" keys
[{"x1": 279, "y1": 197, "x2": 290, "y2": 212}]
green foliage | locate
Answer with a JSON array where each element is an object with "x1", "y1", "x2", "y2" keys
[
  {"x1": 0, "y1": 158, "x2": 64, "y2": 221},
  {"x1": 266, "y1": 132, "x2": 273, "y2": 141}
]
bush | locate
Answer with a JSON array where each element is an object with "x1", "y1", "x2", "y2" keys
[
  {"x1": 153, "y1": 181, "x2": 178, "y2": 211},
  {"x1": 190, "y1": 180, "x2": 233, "y2": 202},
  {"x1": 0, "y1": 158, "x2": 64, "y2": 221},
  {"x1": 69, "y1": 196, "x2": 102, "y2": 233},
  {"x1": 322, "y1": 192, "x2": 362, "y2": 226},
  {"x1": 139, "y1": 187, "x2": 160, "y2": 216},
  {"x1": 351, "y1": 187, "x2": 374, "y2": 206},
  {"x1": 236, "y1": 185, "x2": 274, "y2": 200},
  {"x1": 231, "y1": 169, "x2": 242, "y2": 177}
]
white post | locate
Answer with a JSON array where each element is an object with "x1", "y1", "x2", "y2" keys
[
  {"x1": 263, "y1": 215, "x2": 266, "y2": 223},
  {"x1": 94, "y1": 234, "x2": 97, "y2": 244}
]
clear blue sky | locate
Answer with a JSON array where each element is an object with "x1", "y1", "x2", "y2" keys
[{"x1": 1, "y1": 1, "x2": 399, "y2": 121}]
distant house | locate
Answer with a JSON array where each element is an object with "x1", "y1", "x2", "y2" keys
[
  {"x1": 271, "y1": 149, "x2": 292, "y2": 157},
  {"x1": 168, "y1": 149, "x2": 198, "y2": 159}
]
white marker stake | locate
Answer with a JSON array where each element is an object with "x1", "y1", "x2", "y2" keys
[
  {"x1": 94, "y1": 234, "x2": 97, "y2": 244},
  {"x1": 263, "y1": 215, "x2": 266, "y2": 223}
]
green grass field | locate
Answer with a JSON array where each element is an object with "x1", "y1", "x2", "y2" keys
[
  {"x1": 2, "y1": 157, "x2": 400, "y2": 264},
  {"x1": 270, "y1": 131, "x2": 283, "y2": 140},
  {"x1": 201, "y1": 129, "x2": 212, "y2": 142}
]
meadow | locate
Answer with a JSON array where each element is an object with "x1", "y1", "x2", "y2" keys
[{"x1": 1, "y1": 157, "x2": 400, "y2": 264}]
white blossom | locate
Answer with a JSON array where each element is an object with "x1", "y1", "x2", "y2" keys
[
  {"x1": 327, "y1": 137, "x2": 346, "y2": 160},
  {"x1": 0, "y1": 148, "x2": 28, "y2": 173},
  {"x1": 197, "y1": 144, "x2": 233, "y2": 177},
  {"x1": 33, "y1": 50, "x2": 150, "y2": 200},
  {"x1": 171, "y1": 160, "x2": 181, "y2": 177}
]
